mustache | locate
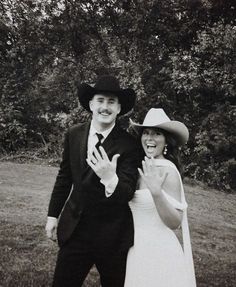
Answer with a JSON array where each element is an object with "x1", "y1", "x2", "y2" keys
[{"x1": 98, "y1": 109, "x2": 111, "y2": 114}]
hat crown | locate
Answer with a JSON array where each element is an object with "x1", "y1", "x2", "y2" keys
[
  {"x1": 130, "y1": 108, "x2": 189, "y2": 145},
  {"x1": 77, "y1": 74, "x2": 136, "y2": 115},
  {"x1": 94, "y1": 75, "x2": 120, "y2": 92},
  {"x1": 143, "y1": 108, "x2": 171, "y2": 126}
]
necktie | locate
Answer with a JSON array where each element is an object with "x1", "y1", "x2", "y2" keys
[{"x1": 95, "y1": 133, "x2": 104, "y2": 151}]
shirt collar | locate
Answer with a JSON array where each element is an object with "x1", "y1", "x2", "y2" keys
[{"x1": 89, "y1": 121, "x2": 115, "y2": 140}]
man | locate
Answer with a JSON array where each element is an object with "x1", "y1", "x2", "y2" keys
[{"x1": 45, "y1": 75, "x2": 139, "y2": 287}]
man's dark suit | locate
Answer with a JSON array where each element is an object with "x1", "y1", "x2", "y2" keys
[{"x1": 48, "y1": 121, "x2": 139, "y2": 286}]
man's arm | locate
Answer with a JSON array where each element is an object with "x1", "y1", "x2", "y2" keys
[
  {"x1": 46, "y1": 130, "x2": 72, "y2": 239},
  {"x1": 110, "y1": 146, "x2": 139, "y2": 202},
  {"x1": 48, "y1": 130, "x2": 72, "y2": 217}
]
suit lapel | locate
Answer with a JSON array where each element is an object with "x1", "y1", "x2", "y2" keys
[
  {"x1": 77, "y1": 122, "x2": 90, "y2": 174},
  {"x1": 101, "y1": 124, "x2": 120, "y2": 153}
]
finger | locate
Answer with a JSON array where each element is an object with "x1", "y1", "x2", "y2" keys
[
  {"x1": 150, "y1": 157, "x2": 158, "y2": 174},
  {"x1": 88, "y1": 152, "x2": 98, "y2": 165},
  {"x1": 46, "y1": 228, "x2": 52, "y2": 238},
  {"x1": 142, "y1": 160, "x2": 148, "y2": 175},
  {"x1": 148, "y1": 157, "x2": 155, "y2": 173},
  {"x1": 93, "y1": 146, "x2": 103, "y2": 161},
  {"x1": 138, "y1": 168, "x2": 148, "y2": 186},
  {"x1": 144, "y1": 156, "x2": 152, "y2": 173},
  {"x1": 87, "y1": 150, "x2": 95, "y2": 161},
  {"x1": 86, "y1": 158, "x2": 96, "y2": 170},
  {"x1": 99, "y1": 146, "x2": 109, "y2": 161},
  {"x1": 111, "y1": 154, "x2": 120, "y2": 166},
  {"x1": 150, "y1": 156, "x2": 155, "y2": 167},
  {"x1": 46, "y1": 229, "x2": 56, "y2": 241},
  {"x1": 138, "y1": 167, "x2": 145, "y2": 179},
  {"x1": 51, "y1": 231, "x2": 57, "y2": 242}
]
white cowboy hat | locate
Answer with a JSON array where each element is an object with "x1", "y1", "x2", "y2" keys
[{"x1": 130, "y1": 108, "x2": 189, "y2": 145}]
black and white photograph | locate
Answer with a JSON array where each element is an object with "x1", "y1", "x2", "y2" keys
[{"x1": 0, "y1": 1, "x2": 235, "y2": 286}]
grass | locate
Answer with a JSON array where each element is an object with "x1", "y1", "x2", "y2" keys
[{"x1": 0, "y1": 162, "x2": 235, "y2": 286}]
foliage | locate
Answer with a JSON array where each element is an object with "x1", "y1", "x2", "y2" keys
[
  {"x1": 0, "y1": 0, "x2": 235, "y2": 191},
  {"x1": 185, "y1": 105, "x2": 236, "y2": 191},
  {"x1": 169, "y1": 18, "x2": 236, "y2": 192}
]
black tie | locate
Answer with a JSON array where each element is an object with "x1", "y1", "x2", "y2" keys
[{"x1": 95, "y1": 133, "x2": 104, "y2": 150}]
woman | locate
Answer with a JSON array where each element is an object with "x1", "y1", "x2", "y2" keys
[{"x1": 124, "y1": 108, "x2": 196, "y2": 287}]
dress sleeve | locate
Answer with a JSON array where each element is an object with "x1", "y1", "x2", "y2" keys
[{"x1": 161, "y1": 189, "x2": 188, "y2": 210}]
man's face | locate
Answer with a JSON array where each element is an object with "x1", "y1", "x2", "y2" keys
[{"x1": 89, "y1": 93, "x2": 121, "y2": 129}]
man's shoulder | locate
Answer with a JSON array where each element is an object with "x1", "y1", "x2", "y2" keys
[
  {"x1": 68, "y1": 122, "x2": 90, "y2": 134},
  {"x1": 115, "y1": 126, "x2": 138, "y2": 145}
]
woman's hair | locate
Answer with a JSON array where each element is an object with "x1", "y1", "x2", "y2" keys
[{"x1": 160, "y1": 129, "x2": 182, "y2": 174}]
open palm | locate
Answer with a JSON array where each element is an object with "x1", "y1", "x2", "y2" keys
[{"x1": 138, "y1": 157, "x2": 168, "y2": 196}]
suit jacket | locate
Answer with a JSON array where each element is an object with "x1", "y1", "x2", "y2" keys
[{"x1": 48, "y1": 122, "x2": 139, "y2": 251}]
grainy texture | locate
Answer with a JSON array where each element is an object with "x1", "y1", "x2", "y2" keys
[{"x1": 0, "y1": 162, "x2": 235, "y2": 287}]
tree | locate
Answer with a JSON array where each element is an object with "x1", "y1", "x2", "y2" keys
[{"x1": 0, "y1": 0, "x2": 235, "y2": 191}]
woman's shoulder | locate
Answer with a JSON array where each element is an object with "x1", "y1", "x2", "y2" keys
[
  {"x1": 161, "y1": 162, "x2": 182, "y2": 202},
  {"x1": 163, "y1": 164, "x2": 179, "y2": 177},
  {"x1": 154, "y1": 159, "x2": 181, "y2": 185},
  {"x1": 155, "y1": 158, "x2": 178, "y2": 170}
]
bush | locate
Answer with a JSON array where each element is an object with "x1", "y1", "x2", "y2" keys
[{"x1": 185, "y1": 104, "x2": 236, "y2": 192}]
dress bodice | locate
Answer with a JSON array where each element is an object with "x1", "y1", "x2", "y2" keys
[{"x1": 129, "y1": 189, "x2": 166, "y2": 229}]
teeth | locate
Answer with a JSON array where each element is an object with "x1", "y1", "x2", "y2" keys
[{"x1": 147, "y1": 144, "x2": 156, "y2": 148}]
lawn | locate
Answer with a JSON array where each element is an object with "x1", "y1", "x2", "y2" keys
[{"x1": 0, "y1": 162, "x2": 235, "y2": 287}]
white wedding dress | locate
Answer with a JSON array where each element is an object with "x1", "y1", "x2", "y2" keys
[{"x1": 124, "y1": 159, "x2": 196, "y2": 287}]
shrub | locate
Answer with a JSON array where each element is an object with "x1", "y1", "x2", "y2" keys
[{"x1": 186, "y1": 104, "x2": 236, "y2": 192}]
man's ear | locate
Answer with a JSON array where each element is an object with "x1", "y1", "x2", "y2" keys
[{"x1": 89, "y1": 100, "x2": 93, "y2": 112}]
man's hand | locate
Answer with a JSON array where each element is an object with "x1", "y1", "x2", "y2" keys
[
  {"x1": 45, "y1": 217, "x2": 58, "y2": 241},
  {"x1": 86, "y1": 146, "x2": 120, "y2": 182}
]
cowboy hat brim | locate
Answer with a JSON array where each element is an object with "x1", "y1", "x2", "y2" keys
[
  {"x1": 78, "y1": 83, "x2": 136, "y2": 115},
  {"x1": 129, "y1": 118, "x2": 189, "y2": 145}
]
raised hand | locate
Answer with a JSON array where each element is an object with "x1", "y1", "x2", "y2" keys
[
  {"x1": 138, "y1": 157, "x2": 168, "y2": 196},
  {"x1": 86, "y1": 146, "x2": 120, "y2": 182}
]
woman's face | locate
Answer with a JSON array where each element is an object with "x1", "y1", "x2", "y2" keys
[{"x1": 141, "y1": 128, "x2": 166, "y2": 159}]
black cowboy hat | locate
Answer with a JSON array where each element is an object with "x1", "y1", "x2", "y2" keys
[{"x1": 77, "y1": 75, "x2": 136, "y2": 115}]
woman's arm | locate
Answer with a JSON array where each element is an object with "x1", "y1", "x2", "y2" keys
[
  {"x1": 151, "y1": 166, "x2": 183, "y2": 229},
  {"x1": 139, "y1": 158, "x2": 183, "y2": 229}
]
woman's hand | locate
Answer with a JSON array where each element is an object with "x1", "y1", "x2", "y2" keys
[{"x1": 138, "y1": 157, "x2": 168, "y2": 196}]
